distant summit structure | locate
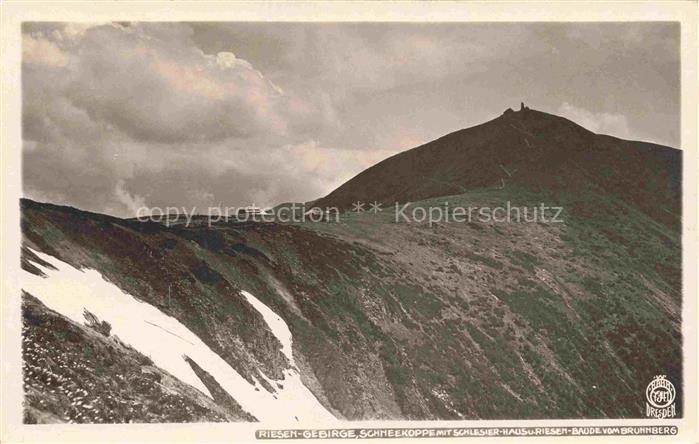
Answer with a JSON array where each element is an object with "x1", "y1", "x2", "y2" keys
[{"x1": 503, "y1": 102, "x2": 529, "y2": 116}]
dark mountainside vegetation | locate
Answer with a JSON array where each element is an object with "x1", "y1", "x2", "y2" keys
[{"x1": 21, "y1": 106, "x2": 681, "y2": 422}]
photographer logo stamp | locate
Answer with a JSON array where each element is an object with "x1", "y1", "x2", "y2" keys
[{"x1": 645, "y1": 375, "x2": 676, "y2": 418}]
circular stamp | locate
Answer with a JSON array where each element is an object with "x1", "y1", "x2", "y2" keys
[{"x1": 646, "y1": 375, "x2": 676, "y2": 409}]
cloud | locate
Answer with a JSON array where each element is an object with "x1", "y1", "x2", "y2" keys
[
  {"x1": 22, "y1": 23, "x2": 342, "y2": 217},
  {"x1": 557, "y1": 102, "x2": 633, "y2": 140},
  {"x1": 65, "y1": 24, "x2": 308, "y2": 144},
  {"x1": 114, "y1": 180, "x2": 147, "y2": 215},
  {"x1": 23, "y1": 33, "x2": 67, "y2": 67}
]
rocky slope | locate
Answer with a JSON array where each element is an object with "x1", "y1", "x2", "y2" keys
[
  {"x1": 20, "y1": 107, "x2": 682, "y2": 422},
  {"x1": 22, "y1": 292, "x2": 250, "y2": 423}
]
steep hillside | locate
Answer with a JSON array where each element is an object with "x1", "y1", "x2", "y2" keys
[
  {"x1": 20, "y1": 180, "x2": 682, "y2": 420},
  {"x1": 314, "y1": 106, "x2": 681, "y2": 227},
  {"x1": 22, "y1": 292, "x2": 251, "y2": 423}
]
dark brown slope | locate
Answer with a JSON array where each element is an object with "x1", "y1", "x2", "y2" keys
[{"x1": 314, "y1": 107, "x2": 681, "y2": 227}]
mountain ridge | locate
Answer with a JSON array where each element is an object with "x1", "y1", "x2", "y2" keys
[
  {"x1": 314, "y1": 106, "x2": 681, "y2": 227},
  {"x1": 18, "y1": 106, "x2": 683, "y2": 422}
]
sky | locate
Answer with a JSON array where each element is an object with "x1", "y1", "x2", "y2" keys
[{"x1": 22, "y1": 22, "x2": 679, "y2": 217}]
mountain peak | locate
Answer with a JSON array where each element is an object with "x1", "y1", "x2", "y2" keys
[{"x1": 314, "y1": 107, "x2": 680, "y2": 226}]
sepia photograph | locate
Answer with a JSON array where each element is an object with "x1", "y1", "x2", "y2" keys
[{"x1": 1, "y1": 2, "x2": 697, "y2": 443}]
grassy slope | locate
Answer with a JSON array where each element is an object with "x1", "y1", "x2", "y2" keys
[
  {"x1": 295, "y1": 186, "x2": 681, "y2": 418},
  {"x1": 21, "y1": 183, "x2": 681, "y2": 420}
]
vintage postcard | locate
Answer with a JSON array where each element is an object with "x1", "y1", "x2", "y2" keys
[{"x1": 1, "y1": 1, "x2": 697, "y2": 443}]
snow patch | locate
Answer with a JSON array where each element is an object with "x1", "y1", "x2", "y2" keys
[
  {"x1": 22, "y1": 249, "x2": 335, "y2": 423},
  {"x1": 241, "y1": 291, "x2": 294, "y2": 364},
  {"x1": 240, "y1": 291, "x2": 335, "y2": 421},
  {"x1": 22, "y1": 250, "x2": 213, "y2": 398}
]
